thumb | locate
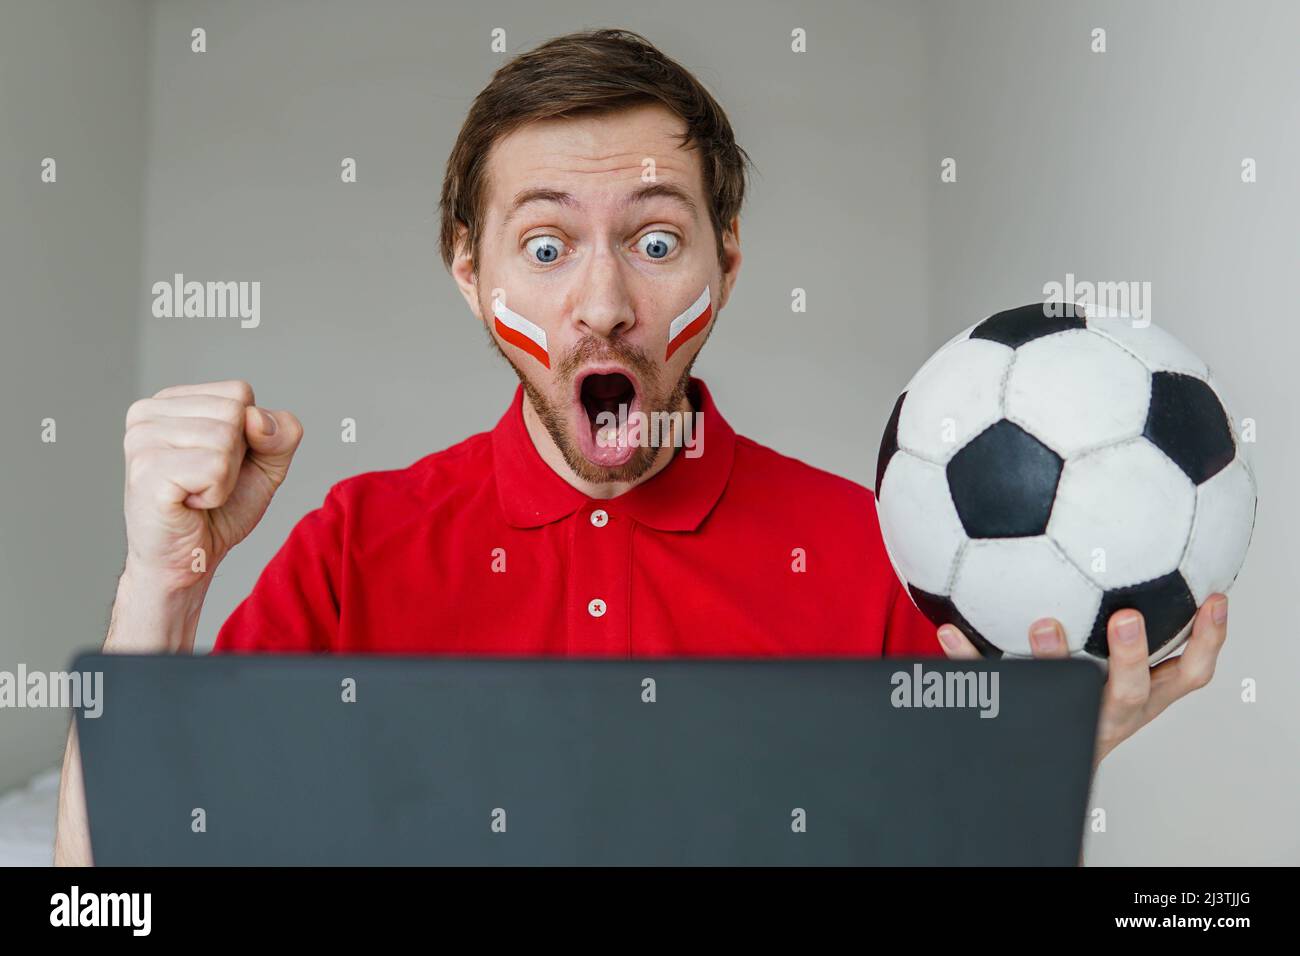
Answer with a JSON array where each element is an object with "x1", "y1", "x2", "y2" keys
[
  {"x1": 937, "y1": 625, "x2": 981, "y2": 660},
  {"x1": 243, "y1": 406, "x2": 304, "y2": 487}
]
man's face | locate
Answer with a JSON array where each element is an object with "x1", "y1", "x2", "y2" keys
[{"x1": 456, "y1": 102, "x2": 737, "y2": 484}]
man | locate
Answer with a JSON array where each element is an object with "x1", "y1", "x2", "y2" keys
[{"x1": 54, "y1": 28, "x2": 1230, "y2": 864}]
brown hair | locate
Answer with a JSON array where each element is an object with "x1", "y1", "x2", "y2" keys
[{"x1": 438, "y1": 28, "x2": 753, "y2": 273}]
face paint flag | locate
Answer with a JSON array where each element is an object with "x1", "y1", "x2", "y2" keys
[
  {"x1": 493, "y1": 297, "x2": 550, "y2": 369},
  {"x1": 665, "y1": 285, "x2": 712, "y2": 360}
]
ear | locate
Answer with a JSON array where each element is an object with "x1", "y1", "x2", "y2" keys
[
  {"x1": 450, "y1": 222, "x2": 484, "y2": 322},
  {"x1": 717, "y1": 216, "x2": 742, "y2": 311}
]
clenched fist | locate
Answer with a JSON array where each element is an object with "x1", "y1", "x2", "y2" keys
[{"x1": 121, "y1": 380, "x2": 303, "y2": 596}]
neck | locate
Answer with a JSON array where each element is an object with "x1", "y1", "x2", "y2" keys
[{"x1": 522, "y1": 387, "x2": 694, "y2": 500}]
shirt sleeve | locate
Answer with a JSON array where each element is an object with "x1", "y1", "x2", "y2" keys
[
  {"x1": 209, "y1": 486, "x2": 344, "y2": 654},
  {"x1": 881, "y1": 578, "x2": 946, "y2": 658}
]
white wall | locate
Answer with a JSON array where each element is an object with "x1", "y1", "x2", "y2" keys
[
  {"x1": 923, "y1": 0, "x2": 1300, "y2": 864},
  {"x1": 0, "y1": 0, "x2": 151, "y2": 793}
]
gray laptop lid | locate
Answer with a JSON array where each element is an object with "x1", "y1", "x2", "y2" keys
[{"x1": 73, "y1": 654, "x2": 1103, "y2": 865}]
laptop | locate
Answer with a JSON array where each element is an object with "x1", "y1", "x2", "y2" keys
[{"x1": 72, "y1": 653, "x2": 1103, "y2": 865}]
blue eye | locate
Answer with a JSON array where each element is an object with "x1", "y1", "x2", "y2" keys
[
  {"x1": 525, "y1": 235, "x2": 565, "y2": 264},
  {"x1": 637, "y1": 231, "x2": 678, "y2": 260}
]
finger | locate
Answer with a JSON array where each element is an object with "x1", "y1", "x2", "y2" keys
[
  {"x1": 1149, "y1": 594, "x2": 1228, "y2": 709},
  {"x1": 937, "y1": 625, "x2": 982, "y2": 660},
  {"x1": 1029, "y1": 618, "x2": 1070, "y2": 658},
  {"x1": 152, "y1": 380, "x2": 255, "y2": 406},
  {"x1": 127, "y1": 395, "x2": 247, "y2": 430},
  {"x1": 123, "y1": 415, "x2": 245, "y2": 455},
  {"x1": 242, "y1": 408, "x2": 305, "y2": 489},
  {"x1": 127, "y1": 447, "x2": 241, "y2": 510},
  {"x1": 1104, "y1": 609, "x2": 1152, "y2": 709}
]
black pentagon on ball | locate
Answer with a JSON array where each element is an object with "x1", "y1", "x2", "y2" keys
[
  {"x1": 969, "y1": 301, "x2": 1086, "y2": 348},
  {"x1": 1084, "y1": 570, "x2": 1197, "y2": 659},
  {"x1": 1143, "y1": 372, "x2": 1236, "y2": 484},
  {"x1": 946, "y1": 420, "x2": 1064, "y2": 538},
  {"x1": 876, "y1": 392, "x2": 906, "y2": 497},
  {"x1": 909, "y1": 585, "x2": 1004, "y2": 659}
]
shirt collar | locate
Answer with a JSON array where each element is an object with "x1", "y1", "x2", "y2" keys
[{"x1": 491, "y1": 377, "x2": 736, "y2": 532}]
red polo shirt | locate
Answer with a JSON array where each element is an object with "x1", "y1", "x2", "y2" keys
[{"x1": 212, "y1": 379, "x2": 942, "y2": 658}]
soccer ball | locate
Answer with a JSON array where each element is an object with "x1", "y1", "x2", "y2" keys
[{"x1": 874, "y1": 301, "x2": 1257, "y2": 662}]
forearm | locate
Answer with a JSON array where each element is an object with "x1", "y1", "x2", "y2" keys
[
  {"x1": 53, "y1": 567, "x2": 210, "y2": 865},
  {"x1": 53, "y1": 723, "x2": 91, "y2": 866},
  {"x1": 103, "y1": 563, "x2": 212, "y2": 654}
]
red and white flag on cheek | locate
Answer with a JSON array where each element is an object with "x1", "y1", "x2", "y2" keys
[
  {"x1": 665, "y1": 286, "x2": 713, "y2": 360},
  {"x1": 493, "y1": 297, "x2": 550, "y2": 369}
]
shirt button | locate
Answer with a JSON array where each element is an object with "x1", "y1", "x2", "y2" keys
[
  {"x1": 590, "y1": 509, "x2": 609, "y2": 528},
  {"x1": 587, "y1": 598, "x2": 607, "y2": 618}
]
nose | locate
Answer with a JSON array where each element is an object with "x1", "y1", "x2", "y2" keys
[{"x1": 571, "y1": 245, "x2": 636, "y2": 340}]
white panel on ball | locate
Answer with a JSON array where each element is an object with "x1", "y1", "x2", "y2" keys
[
  {"x1": 1084, "y1": 311, "x2": 1209, "y2": 379},
  {"x1": 896, "y1": 337, "x2": 1012, "y2": 464},
  {"x1": 1048, "y1": 438, "x2": 1196, "y2": 589},
  {"x1": 903, "y1": 323, "x2": 976, "y2": 393},
  {"x1": 1179, "y1": 457, "x2": 1258, "y2": 605},
  {"x1": 949, "y1": 537, "x2": 1103, "y2": 656},
  {"x1": 1004, "y1": 329, "x2": 1150, "y2": 457},
  {"x1": 876, "y1": 451, "x2": 968, "y2": 594}
]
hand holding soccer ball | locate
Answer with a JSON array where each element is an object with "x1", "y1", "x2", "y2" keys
[{"x1": 876, "y1": 301, "x2": 1256, "y2": 762}]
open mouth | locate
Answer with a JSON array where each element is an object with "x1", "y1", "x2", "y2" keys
[{"x1": 573, "y1": 367, "x2": 642, "y2": 468}]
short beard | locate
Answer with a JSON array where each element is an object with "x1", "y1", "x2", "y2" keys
[{"x1": 487, "y1": 327, "x2": 702, "y2": 486}]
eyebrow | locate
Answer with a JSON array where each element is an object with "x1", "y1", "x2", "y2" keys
[{"x1": 500, "y1": 181, "x2": 699, "y2": 230}]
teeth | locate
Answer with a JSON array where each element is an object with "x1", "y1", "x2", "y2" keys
[{"x1": 597, "y1": 426, "x2": 619, "y2": 447}]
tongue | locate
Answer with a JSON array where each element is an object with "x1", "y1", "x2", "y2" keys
[{"x1": 579, "y1": 375, "x2": 637, "y2": 465}]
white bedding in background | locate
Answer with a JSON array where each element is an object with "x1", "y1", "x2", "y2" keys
[{"x1": 0, "y1": 767, "x2": 59, "y2": 866}]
